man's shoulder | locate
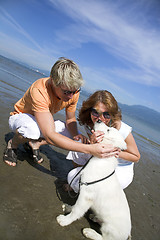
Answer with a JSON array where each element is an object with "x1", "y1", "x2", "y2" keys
[
  {"x1": 32, "y1": 77, "x2": 49, "y2": 88},
  {"x1": 30, "y1": 77, "x2": 51, "y2": 103}
]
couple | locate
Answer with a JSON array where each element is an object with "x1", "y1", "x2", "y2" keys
[{"x1": 3, "y1": 57, "x2": 140, "y2": 190}]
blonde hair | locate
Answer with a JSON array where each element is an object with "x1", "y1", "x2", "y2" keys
[
  {"x1": 78, "y1": 90, "x2": 122, "y2": 128},
  {"x1": 50, "y1": 57, "x2": 83, "y2": 89}
]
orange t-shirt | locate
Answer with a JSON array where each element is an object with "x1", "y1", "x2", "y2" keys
[{"x1": 10, "y1": 78, "x2": 80, "y2": 116}]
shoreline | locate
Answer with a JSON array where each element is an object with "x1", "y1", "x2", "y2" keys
[{"x1": 0, "y1": 101, "x2": 160, "y2": 239}]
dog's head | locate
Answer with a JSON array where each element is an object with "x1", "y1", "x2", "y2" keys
[{"x1": 94, "y1": 121, "x2": 127, "y2": 150}]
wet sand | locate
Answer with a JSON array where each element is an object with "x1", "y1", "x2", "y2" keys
[{"x1": 0, "y1": 101, "x2": 160, "y2": 240}]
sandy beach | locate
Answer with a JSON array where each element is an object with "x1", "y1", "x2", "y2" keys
[{"x1": 0, "y1": 100, "x2": 160, "y2": 240}]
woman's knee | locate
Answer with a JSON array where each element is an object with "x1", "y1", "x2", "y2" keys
[
  {"x1": 115, "y1": 165, "x2": 134, "y2": 189},
  {"x1": 67, "y1": 167, "x2": 82, "y2": 193}
]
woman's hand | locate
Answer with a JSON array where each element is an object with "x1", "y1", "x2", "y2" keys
[
  {"x1": 90, "y1": 130, "x2": 105, "y2": 144},
  {"x1": 73, "y1": 134, "x2": 90, "y2": 144}
]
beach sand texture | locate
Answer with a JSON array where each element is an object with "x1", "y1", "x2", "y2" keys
[{"x1": 0, "y1": 95, "x2": 160, "y2": 240}]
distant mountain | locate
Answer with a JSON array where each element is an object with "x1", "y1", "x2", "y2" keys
[{"x1": 118, "y1": 103, "x2": 160, "y2": 130}]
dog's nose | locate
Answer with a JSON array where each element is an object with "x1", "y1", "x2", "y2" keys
[{"x1": 97, "y1": 119, "x2": 102, "y2": 123}]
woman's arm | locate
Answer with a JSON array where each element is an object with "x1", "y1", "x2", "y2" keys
[
  {"x1": 119, "y1": 132, "x2": 140, "y2": 162},
  {"x1": 88, "y1": 128, "x2": 140, "y2": 162}
]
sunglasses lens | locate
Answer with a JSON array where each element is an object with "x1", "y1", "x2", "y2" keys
[
  {"x1": 91, "y1": 109, "x2": 99, "y2": 117},
  {"x1": 63, "y1": 88, "x2": 80, "y2": 95},
  {"x1": 103, "y1": 112, "x2": 110, "y2": 119},
  {"x1": 91, "y1": 108, "x2": 110, "y2": 119}
]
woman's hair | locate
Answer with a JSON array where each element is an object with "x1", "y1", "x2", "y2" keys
[
  {"x1": 50, "y1": 57, "x2": 83, "y2": 90},
  {"x1": 78, "y1": 90, "x2": 122, "y2": 127}
]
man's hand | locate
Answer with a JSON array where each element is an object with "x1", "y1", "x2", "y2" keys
[
  {"x1": 89, "y1": 143, "x2": 120, "y2": 158},
  {"x1": 73, "y1": 134, "x2": 90, "y2": 144}
]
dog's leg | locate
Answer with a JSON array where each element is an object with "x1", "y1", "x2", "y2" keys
[
  {"x1": 83, "y1": 228, "x2": 102, "y2": 240},
  {"x1": 88, "y1": 213, "x2": 102, "y2": 224},
  {"x1": 57, "y1": 188, "x2": 92, "y2": 226}
]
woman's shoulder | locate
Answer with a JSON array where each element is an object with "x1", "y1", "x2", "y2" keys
[
  {"x1": 119, "y1": 121, "x2": 132, "y2": 140},
  {"x1": 120, "y1": 121, "x2": 132, "y2": 130}
]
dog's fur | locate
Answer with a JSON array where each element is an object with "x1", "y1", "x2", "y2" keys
[{"x1": 57, "y1": 122, "x2": 131, "y2": 240}]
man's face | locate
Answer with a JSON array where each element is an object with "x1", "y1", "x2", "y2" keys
[{"x1": 53, "y1": 84, "x2": 80, "y2": 102}]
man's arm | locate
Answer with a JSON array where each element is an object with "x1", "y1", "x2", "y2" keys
[
  {"x1": 65, "y1": 110, "x2": 79, "y2": 137},
  {"x1": 34, "y1": 111, "x2": 118, "y2": 158},
  {"x1": 65, "y1": 110, "x2": 89, "y2": 143}
]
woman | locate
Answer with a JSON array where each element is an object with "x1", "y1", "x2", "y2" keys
[{"x1": 66, "y1": 90, "x2": 140, "y2": 193}]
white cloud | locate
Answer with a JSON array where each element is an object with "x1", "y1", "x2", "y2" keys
[
  {"x1": 0, "y1": 6, "x2": 61, "y2": 71},
  {"x1": 81, "y1": 65, "x2": 135, "y2": 101},
  {"x1": 104, "y1": 66, "x2": 160, "y2": 87},
  {"x1": 50, "y1": 0, "x2": 160, "y2": 86},
  {"x1": 0, "y1": 7, "x2": 44, "y2": 52},
  {"x1": 0, "y1": 32, "x2": 54, "y2": 71}
]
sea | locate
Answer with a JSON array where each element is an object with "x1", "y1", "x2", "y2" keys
[{"x1": 0, "y1": 55, "x2": 159, "y2": 164}]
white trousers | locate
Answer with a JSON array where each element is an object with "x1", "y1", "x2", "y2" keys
[{"x1": 9, "y1": 113, "x2": 72, "y2": 139}]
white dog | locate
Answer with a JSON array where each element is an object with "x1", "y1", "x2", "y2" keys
[{"x1": 57, "y1": 121, "x2": 131, "y2": 240}]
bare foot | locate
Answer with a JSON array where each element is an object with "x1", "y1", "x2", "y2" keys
[
  {"x1": 28, "y1": 140, "x2": 40, "y2": 150},
  {"x1": 29, "y1": 138, "x2": 47, "y2": 150},
  {"x1": 3, "y1": 148, "x2": 17, "y2": 167},
  {"x1": 4, "y1": 160, "x2": 16, "y2": 167},
  {"x1": 25, "y1": 141, "x2": 44, "y2": 164},
  {"x1": 32, "y1": 150, "x2": 44, "y2": 164}
]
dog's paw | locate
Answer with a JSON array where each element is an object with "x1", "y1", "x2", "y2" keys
[
  {"x1": 56, "y1": 214, "x2": 69, "y2": 226},
  {"x1": 62, "y1": 203, "x2": 72, "y2": 214},
  {"x1": 83, "y1": 228, "x2": 102, "y2": 240}
]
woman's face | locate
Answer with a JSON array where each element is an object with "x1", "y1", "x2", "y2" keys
[{"x1": 90, "y1": 102, "x2": 111, "y2": 125}]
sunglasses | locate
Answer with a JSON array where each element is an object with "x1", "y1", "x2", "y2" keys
[
  {"x1": 91, "y1": 108, "x2": 111, "y2": 119},
  {"x1": 61, "y1": 87, "x2": 81, "y2": 95}
]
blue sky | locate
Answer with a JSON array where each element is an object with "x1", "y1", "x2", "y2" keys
[{"x1": 0, "y1": 0, "x2": 160, "y2": 112}]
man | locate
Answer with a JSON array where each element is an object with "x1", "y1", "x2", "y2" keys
[{"x1": 3, "y1": 57, "x2": 117, "y2": 167}]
